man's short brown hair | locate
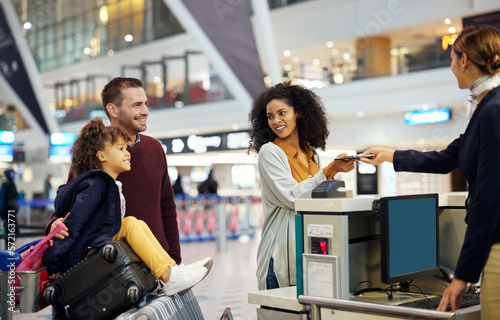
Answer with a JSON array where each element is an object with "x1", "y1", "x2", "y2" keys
[{"x1": 101, "y1": 77, "x2": 144, "y2": 118}]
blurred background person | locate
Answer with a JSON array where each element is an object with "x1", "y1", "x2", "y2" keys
[
  {"x1": 172, "y1": 175, "x2": 185, "y2": 195},
  {"x1": 1, "y1": 169, "x2": 19, "y2": 233},
  {"x1": 198, "y1": 170, "x2": 218, "y2": 195}
]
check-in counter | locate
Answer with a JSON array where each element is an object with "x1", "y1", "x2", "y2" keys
[{"x1": 248, "y1": 192, "x2": 480, "y2": 320}]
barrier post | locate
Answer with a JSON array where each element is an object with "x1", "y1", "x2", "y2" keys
[{"x1": 216, "y1": 198, "x2": 227, "y2": 252}]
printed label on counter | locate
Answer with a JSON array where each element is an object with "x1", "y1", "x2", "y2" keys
[{"x1": 307, "y1": 224, "x2": 334, "y2": 238}]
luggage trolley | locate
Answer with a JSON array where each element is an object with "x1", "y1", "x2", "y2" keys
[{"x1": 0, "y1": 239, "x2": 50, "y2": 320}]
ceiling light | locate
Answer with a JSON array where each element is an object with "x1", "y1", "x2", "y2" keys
[
  {"x1": 124, "y1": 34, "x2": 134, "y2": 42},
  {"x1": 99, "y1": 6, "x2": 109, "y2": 25},
  {"x1": 333, "y1": 73, "x2": 344, "y2": 84}
]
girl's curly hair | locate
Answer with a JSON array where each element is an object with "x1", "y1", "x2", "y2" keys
[
  {"x1": 248, "y1": 82, "x2": 329, "y2": 153},
  {"x1": 71, "y1": 118, "x2": 130, "y2": 178}
]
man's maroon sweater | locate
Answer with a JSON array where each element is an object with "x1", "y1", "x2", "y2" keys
[{"x1": 117, "y1": 134, "x2": 181, "y2": 264}]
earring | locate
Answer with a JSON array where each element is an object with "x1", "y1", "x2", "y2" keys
[{"x1": 461, "y1": 67, "x2": 465, "y2": 72}]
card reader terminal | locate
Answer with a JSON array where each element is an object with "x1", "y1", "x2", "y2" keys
[{"x1": 311, "y1": 180, "x2": 346, "y2": 198}]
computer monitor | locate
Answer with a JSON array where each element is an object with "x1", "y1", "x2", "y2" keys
[
  {"x1": 0, "y1": 130, "x2": 15, "y2": 162},
  {"x1": 49, "y1": 132, "x2": 77, "y2": 163},
  {"x1": 380, "y1": 193, "x2": 439, "y2": 284}
]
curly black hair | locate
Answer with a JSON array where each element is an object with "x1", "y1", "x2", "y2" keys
[
  {"x1": 248, "y1": 82, "x2": 329, "y2": 153},
  {"x1": 71, "y1": 118, "x2": 130, "y2": 178}
]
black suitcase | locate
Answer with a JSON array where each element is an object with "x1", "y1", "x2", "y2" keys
[{"x1": 43, "y1": 240, "x2": 158, "y2": 320}]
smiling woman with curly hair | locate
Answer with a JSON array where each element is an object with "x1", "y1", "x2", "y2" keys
[
  {"x1": 248, "y1": 82, "x2": 330, "y2": 153},
  {"x1": 248, "y1": 82, "x2": 356, "y2": 290}
]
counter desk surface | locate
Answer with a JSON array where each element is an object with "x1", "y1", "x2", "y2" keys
[
  {"x1": 248, "y1": 286, "x2": 304, "y2": 311},
  {"x1": 295, "y1": 192, "x2": 468, "y2": 213}
]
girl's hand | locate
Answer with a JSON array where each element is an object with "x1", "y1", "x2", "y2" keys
[
  {"x1": 49, "y1": 272, "x2": 60, "y2": 280},
  {"x1": 50, "y1": 212, "x2": 70, "y2": 245}
]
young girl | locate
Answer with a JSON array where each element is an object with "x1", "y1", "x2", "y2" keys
[
  {"x1": 248, "y1": 82, "x2": 356, "y2": 290},
  {"x1": 42, "y1": 118, "x2": 212, "y2": 296}
]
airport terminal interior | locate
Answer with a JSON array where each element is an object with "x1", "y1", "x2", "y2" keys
[{"x1": 1, "y1": 0, "x2": 500, "y2": 319}]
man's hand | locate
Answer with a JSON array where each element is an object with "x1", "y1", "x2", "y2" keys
[{"x1": 49, "y1": 212, "x2": 70, "y2": 245}]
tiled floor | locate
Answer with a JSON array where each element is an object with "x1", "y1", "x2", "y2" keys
[
  {"x1": 8, "y1": 232, "x2": 261, "y2": 320},
  {"x1": 187, "y1": 234, "x2": 260, "y2": 320}
]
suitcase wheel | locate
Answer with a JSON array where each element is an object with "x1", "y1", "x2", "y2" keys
[
  {"x1": 43, "y1": 285, "x2": 61, "y2": 305},
  {"x1": 100, "y1": 243, "x2": 118, "y2": 262},
  {"x1": 126, "y1": 284, "x2": 140, "y2": 304}
]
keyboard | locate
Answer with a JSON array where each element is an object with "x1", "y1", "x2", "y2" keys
[
  {"x1": 398, "y1": 296, "x2": 443, "y2": 310},
  {"x1": 397, "y1": 286, "x2": 480, "y2": 311}
]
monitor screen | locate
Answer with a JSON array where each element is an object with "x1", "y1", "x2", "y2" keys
[
  {"x1": 0, "y1": 131, "x2": 15, "y2": 162},
  {"x1": 49, "y1": 132, "x2": 77, "y2": 163},
  {"x1": 380, "y1": 193, "x2": 439, "y2": 284}
]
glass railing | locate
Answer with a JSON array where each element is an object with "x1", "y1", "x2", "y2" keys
[
  {"x1": 51, "y1": 79, "x2": 233, "y2": 124},
  {"x1": 50, "y1": 51, "x2": 233, "y2": 124},
  {"x1": 50, "y1": 39, "x2": 451, "y2": 123},
  {"x1": 15, "y1": 0, "x2": 312, "y2": 73},
  {"x1": 282, "y1": 39, "x2": 452, "y2": 89}
]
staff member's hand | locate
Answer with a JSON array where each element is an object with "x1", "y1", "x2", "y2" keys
[
  {"x1": 359, "y1": 147, "x2": 395, "y2": 165},
  {"x1": 437, "y1": 278, "x2": 467, "y2": 312}
]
